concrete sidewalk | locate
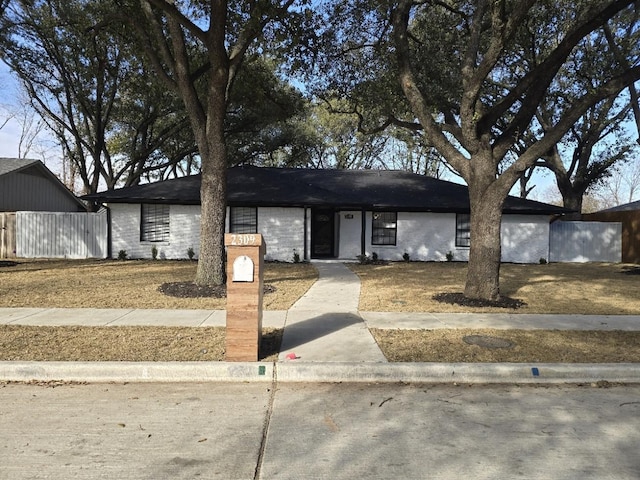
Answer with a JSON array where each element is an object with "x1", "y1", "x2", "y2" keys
[
  {"x1": 2, "y1": 307, "x2": 639, "y2": 331},
  {"x1": 1, "y1": 261, "x2": 639, "y2": 384}
]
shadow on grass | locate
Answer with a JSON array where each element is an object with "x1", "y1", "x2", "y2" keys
[{"x1": 260, "y1": 328, "x2": 283, "y2": 362}]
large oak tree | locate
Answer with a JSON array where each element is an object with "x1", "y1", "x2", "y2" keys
[
  {"x1": 391, "y1": 0, "x2": 640, "y2": 301},
  {"x1": 334, "y1": 0, "x2": 640, "y2": 300},
  {"x1": 317, "y1": 0, "x2": 640, "y2": 300},
  {"x1": 125, "y1": 0, "x2": 314, "y2": 286}
]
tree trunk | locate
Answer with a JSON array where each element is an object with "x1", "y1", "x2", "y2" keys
[
  {"x1": 463, "y1": 163, "x2": 506, "y2": 301},
  {"x1": 195, "y1": 141, "x2": 227, "y2": 286},
  {"x1": 560, "y1": 190, "x2": 583, "y2": 219},
  {"x1": 194, "y1": 82, "x2": 228, "y2": 286},
  {"x1": 554, "y1": 169, "x2": 584, "y2": 219},
  {"x1": 464, "y1": 196, "x2": 503, "y2": 300}
]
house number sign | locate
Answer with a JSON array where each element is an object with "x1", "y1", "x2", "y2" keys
[{"x1": 229, "y1": 234, "x2": 259, "y2": 246}]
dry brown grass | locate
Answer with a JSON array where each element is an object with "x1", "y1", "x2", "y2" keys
[
  {"x1": 0, "y1": 259, "x2": 317, "y2": 310},
  {"x1": 351, "y1": 262, "x2": 640, "y2": 314},
  {"x1": 1, "y1": 259, "x2": 639, "y2": 363},
  {"x1": 371, "y1": 328, "x2": 640, "y2": 363},
  {"x1": 0, "y1": 325, "x2": 282, "y2": 362}
]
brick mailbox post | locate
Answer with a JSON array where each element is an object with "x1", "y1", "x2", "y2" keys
[{"x1": 224, "y1": 233, "x2": 266, "y2": 361}]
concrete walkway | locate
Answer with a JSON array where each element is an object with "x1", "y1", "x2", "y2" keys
[{"x1": 278, "y1": 262, "x2": 387, "y2": 363}]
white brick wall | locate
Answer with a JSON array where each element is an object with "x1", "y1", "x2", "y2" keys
[
  {"x1": 110, "y1": 203, "x2": 200, "y2": 259},
  {"x1": 110, "y1": 203, "x2": 141, "y2": 258},
  {"x1": 360, "y1": 212, "x2": 549, "y2": 263},
  {"x1": 109, "y1": 203, "x2": 550, "y2": 263},
  {"x1": 110, "y1": 203, "x2": 303, "y2": 261},
  {"x1": 257, "y1": 207, "x2": 305, "y2": 262},
  {"x1": 362, "y1": 212, "x2": 464, "y2": 262},
  {"x1": 167, "y1": 205, "x2": 201, "y2": 259},
  {"x1": 501, "y1": 215, "x2": 550, "y2": 263}
]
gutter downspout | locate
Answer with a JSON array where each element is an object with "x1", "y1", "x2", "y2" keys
[
  {"x1": 361, "y1": 207, "x2": 366, "y2": 257},
  {"x1": 105, "y1": 205, "x2": 112, "y2": 259},
  {"x1": 304, "y1": 207, "x2": 308, "y2": 261}
]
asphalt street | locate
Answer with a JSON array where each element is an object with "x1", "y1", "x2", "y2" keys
[{"x1": 1, "y1": 381, "x2": 639, "y2": 480}]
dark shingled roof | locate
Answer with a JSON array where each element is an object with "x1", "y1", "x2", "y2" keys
[
  {"x1": 82, "y1": 166, "x2": 570, "y2": 215},
  {"x1": 595, "y1": 200, "x2": 640, "y2": 213},
  {"x1": 0, "y1": 158, "x2": 40, "y2": 176}
]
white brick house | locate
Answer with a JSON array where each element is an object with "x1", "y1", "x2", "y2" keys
[{"x1": 86, "y1": 167, "x2": 567, "y2": 263}]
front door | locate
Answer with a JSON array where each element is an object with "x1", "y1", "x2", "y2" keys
[{"x1": 311, "y1": 208, "x2": 335, "y2": 258}]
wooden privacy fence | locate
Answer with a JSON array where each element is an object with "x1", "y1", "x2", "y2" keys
[
  {"x1": 1, "y1": 212, "x2": 16, "y2": 259},
  {"x1": 549, "y1": 220, "x2": 622, "y2": 263},
  {"x1": 14, "y1": 210, "x2": 108, "y2": 259}
]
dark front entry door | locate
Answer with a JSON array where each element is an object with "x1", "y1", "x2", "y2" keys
[{"x1": 311, "y1": 208, "x2": 335, "y2": 258}]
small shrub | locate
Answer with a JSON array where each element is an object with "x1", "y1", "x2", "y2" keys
[
  {"x1": 402, "y1": 252, "x2": 410, "y2": 262},
  {"x1": 539, "y1": 257, "x2": 548, "y2": 264},
  {"x1": 357, "y1": 252, "x2": 385, "y2": 265},
  {"x1": 356, "y1": 254, "x2": 370, "y2": 265},
  {"x1": 151, "y1": 245, "x2": 158, "y2": 260},
  {"x1": 187, "y1": 247, "x2": 195, "y2": 260},
  {"x1": 292, "y1": 249, "x2": 301, "y2": 263},
  {"x1": 446, "y1": 250, "x2": 454, "y2": 262},
  {"x1": 117, "y1": 249, "x2": 128, "y2": 261}
]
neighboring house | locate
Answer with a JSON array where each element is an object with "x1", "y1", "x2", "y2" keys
[
  {"x1": 1, "y1": 158, "x2": 87, "y2": 259},
  {"x1": 83, "y1": 166, "x2": 569, "y2": 263},
  {"x1": 583, "y1": 200, "x2": 640, "y2": 264},
  {"x1": 0, "y1": 158, "x2": 85, "y2": 212}
]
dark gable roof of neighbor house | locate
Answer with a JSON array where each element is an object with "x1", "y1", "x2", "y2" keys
[
  {"x1": 0, "y1": 157, "x2": 45, "y2": 176},
  {"x1": 82, "y1": 166, "x2": 570, "y2": 215},
  {"x1": 0, "y1": 157, "x2": 85, "y2": 210}
]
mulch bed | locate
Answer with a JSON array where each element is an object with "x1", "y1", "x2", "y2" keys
[
  {"x1": 433, "y1": 292, "x2": 526, "y2": 309},
  {"x1": 158, "y1": 282, "x2": 276, "y2": 298},
  {"x1": 621, "y1": 266, "x2": 640, "y2": 275}
]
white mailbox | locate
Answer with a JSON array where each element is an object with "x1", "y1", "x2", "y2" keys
[{"x1": 232, "y1": 255, "x2": 254, "y2": 282}]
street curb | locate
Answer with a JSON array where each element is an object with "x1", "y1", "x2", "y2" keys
[
  {"x1": 0, "y1": 362, "x2": 274, "y2": 383},
  {"x1": 1, "y1": 361, "x2": 639, "y2": 384},
  {"x1": 277, "y1": 362, "x2": 640, "y2": 384}
]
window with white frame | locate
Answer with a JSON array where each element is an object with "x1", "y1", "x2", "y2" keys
[
  {"x1": 229, "y1": 207, "x2": 257, "y2": 233},
  {"x1": 372, "y1": 211, "x2": 397, "y2": 245},
  {"x1": 456, "y1": 213, "x2": 471, "y2": 247},
  {"x1": 140, "y1": 204, "x2": 170, "y2": 242}
]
